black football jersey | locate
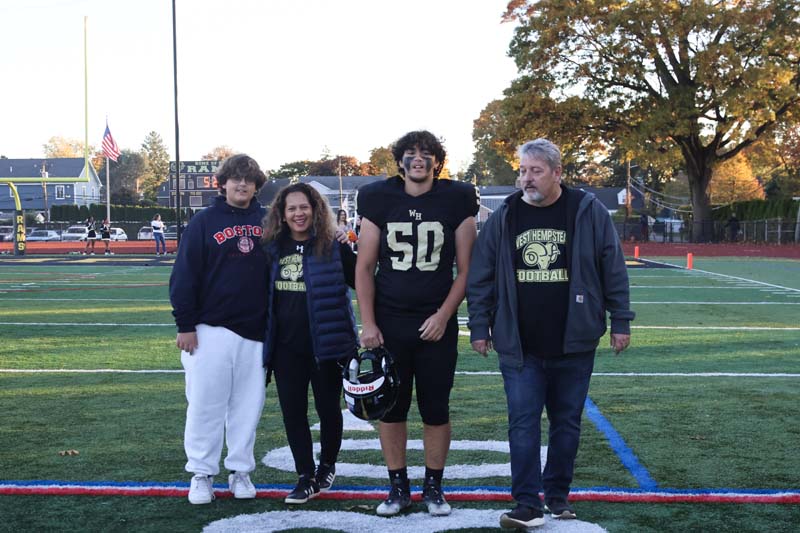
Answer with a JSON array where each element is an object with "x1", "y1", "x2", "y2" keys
[{"x1": 357, "y1": 176, "x2": 480, "y2": 318}]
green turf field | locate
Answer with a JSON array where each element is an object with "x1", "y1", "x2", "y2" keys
[{"x1": 0, "y1": 256, "x2": 799, "y2": 532}]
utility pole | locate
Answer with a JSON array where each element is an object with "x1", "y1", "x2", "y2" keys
[
  {"x1": 41, "y1": 162, "x2": 49, "y2": 222},
  {"x1": 172, "y1": 0, "x2": 182, "y2": 243},
  {"x1": 626, "y1": 159, "x2": 632, "y2": 218},
  {"x1": 338, "y1": 156, "x2": 344, "y2": 211}
]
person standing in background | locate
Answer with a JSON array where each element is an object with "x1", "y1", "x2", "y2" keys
[
  {"x1": 83, "y1": 216, "x2": 97, "y2": 255},
  {"x1": 152, "y1": 214, "x2": 166, "y2": 255},
  {"x1": 100, "y1": 218, "x2": 112, "y2": 255}
]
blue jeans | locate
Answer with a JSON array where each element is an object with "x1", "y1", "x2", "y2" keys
[
  {"x1": 153, "y1": 233, "x2": 166, "y2": 254},
  {"x1": 499, "y1": 351, "x2": 594, "y2": 509}
]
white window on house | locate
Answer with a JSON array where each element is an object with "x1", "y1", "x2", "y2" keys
[
  {"x1": 82, "y1": 186, "x2": 87, "y2": 200},
  {"x1": 55, "y1": 186, "x2": 65, "y2": 200},
  {"x1": 92, "y1": 187, "x2": 96, "y2": 199}
]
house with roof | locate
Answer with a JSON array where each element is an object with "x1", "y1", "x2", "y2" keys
[
  {"x1": 476, "y1": 184, "x2": 645, "y2": 217},
  {"x1": 258, "y1": 175, "x2": 383, "y2": 218},
  {"x1": 0, "y1": 158, "x2": 103, "y2": 212}
]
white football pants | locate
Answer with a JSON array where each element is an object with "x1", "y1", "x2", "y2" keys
[{"x1": 181, "y1": 324, "x2": 266, "y2": 476}]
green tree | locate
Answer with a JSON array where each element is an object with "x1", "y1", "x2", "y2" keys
[
  {"x1": 747, "y1": 123, "x2": 800, "y2": 198},
  {"x1": 99, "y1": 150, "x2": 146, "y2": 205},
  {"x1": 202, "y1": 145, "x2": 236, "y2": 161},
  {"x1": 709, "y1": 152, "x2": 764, "y2": 203},
  {"x1": 497, "y1": 0, "x2": 800, "y2": 240},
  {"x1": 140, "y1": 131, "x2": 170, "y2": 202},
  {"x1": 367, "y1": 146, "x2": 397, "y2": 176},
  {"x1": 43, "y1": 136, "x2": 86, "y2": 158},
  {"x1": 43, "y1": 136, "x2": 104, "y2": 172},
  {"x1": 309, "y1": 155, "x2": 364, "y2": 176},
  {"x1": 269, "y1": 160, "x2": 313, "y2": 180}
]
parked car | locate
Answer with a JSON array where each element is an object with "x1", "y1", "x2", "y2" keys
[
  {"x1": 27, "y1": 229, "x2": 62, "y2": 241},
  {"x1": 137, "y1": 226, "x2": 153, "y2": 240},
  {"x1": 164, "y1": 225, "x2": 178, "y2": 240},
  {"x1": 0, "y1": 226, "x2": 13, "y2": 242},
  {"x1": 61, "y1": 225, "x2": 89, "y2": 241},
  {"x1": 108, "y1": 228, "x2": 128, "y2": 241}
]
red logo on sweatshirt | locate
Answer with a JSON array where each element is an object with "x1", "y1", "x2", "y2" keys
[
  {"x1": 238, "y1": 236, "x2": 254, "y2": 253},
  {"x1": 213, "y1": 225, "x2": 262, "y2": 245}
]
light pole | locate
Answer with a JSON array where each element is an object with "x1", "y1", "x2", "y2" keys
[
  {"x1": 172, "y1": 0, "x2": 182, "y2": 243},
  {"x1": 338, "y1": 156, "x2": 344, "y2": 211}
]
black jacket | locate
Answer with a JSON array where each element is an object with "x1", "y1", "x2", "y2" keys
[{"x1": 467, "y1": 185, "x2": 634, "y2": 366}]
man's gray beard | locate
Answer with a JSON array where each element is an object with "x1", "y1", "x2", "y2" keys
[{"x1": 523, "y1": 189, "x2": 543, "y2": 203}]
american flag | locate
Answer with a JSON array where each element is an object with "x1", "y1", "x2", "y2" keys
[{"x1": 102, "y1": 124, "x2": 121, "y2": 162}]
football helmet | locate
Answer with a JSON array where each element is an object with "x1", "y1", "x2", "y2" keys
[{"x1": 342, "y1": 347, "x2": 399, "y2": 421}]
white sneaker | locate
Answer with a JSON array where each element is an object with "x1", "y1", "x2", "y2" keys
[
  {"x1": 188, "y1": 474, "x2": 215, "y2": 504},
  {"x1": 228, "y1": 471, "x2": 256, "y2": 499}
]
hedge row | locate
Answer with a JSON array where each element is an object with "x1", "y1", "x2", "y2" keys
[
  {"x1": 50, "y1": 204, "x2": 188, "y2": 224},
  {"x1": 714, "y1": 198, "x2": 800, "y2": 221}
]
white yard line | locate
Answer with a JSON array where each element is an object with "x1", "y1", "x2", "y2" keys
[
  {"x1": 643, "y1": 259, "x2": 800, "y2": 293},
  {"x1": 631, "y1": 301, "x2": 800, "y2": 305},
  {"x1": 0, "y1": 322, "x2": 173, "y2": 326},
  {"x1": 0, "y1": 298, "x2": 167, "y2": 302},
  {"x1": 630, "y1": 325, "x2": 800, "y2": 330},
  {"x1": 457, "y1": 325, "x2": 800, "y2": 336},
  {"x1": 0, "y1": 282, "x2": 163, "y2": 286},
  {"x1": 2, "y1": 368, "x2": 797, "y2": 377},
  {"x1": 630, "y1": 286, "x2": 764, "y2": 289}
]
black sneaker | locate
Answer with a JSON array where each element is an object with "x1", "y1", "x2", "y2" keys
[
  {"x1": 375, "y1": 478, "x2": 412, "y2": 516},
  {"x1": 545, "y1": 498, "x2": 577, "y2": 519},
  {"x1": 422, "y1": 481, "x2": 451, "y2": 516},
  {"x1": 499, "y1": 504, "x2": 545, "y2": 529},
  {"x1": 315, "y1": 462, "x2": 336, "y2": 492},
  {"x1": 284, "y1": 475, "x2": 320, "y2": 504}
]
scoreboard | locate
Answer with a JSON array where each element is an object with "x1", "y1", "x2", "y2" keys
[{"x1": 162, "y1": 160, "x2": 222, "y2": 210}]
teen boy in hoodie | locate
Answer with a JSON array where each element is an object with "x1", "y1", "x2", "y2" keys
[{"x1": 169, "y1": 154, "x2": 268, "y2": 505}]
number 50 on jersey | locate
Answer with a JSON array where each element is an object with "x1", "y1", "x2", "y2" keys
[{"x1": 386, "y1": 221, "x2": 445, "y2": 272}]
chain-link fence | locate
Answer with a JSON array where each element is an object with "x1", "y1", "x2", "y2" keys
[{"x1": 617, "y1": 217, "x2": 800, "y2": 244}]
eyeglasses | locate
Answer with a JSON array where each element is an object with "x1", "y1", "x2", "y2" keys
[{"x1": 226, "y1": 176, "x2": 254, "y2": 184}]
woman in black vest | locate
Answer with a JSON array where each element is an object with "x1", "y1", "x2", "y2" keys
[{"x1": 261, "y1": 183, "x2": 358, "y2": 504}]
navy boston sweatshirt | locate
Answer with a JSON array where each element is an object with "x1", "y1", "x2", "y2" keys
[{"x1": 169, "y1": 196, "x2": 269, "y2": 342}]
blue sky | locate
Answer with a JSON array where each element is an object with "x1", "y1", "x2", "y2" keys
[{"x1": 1, "y1": 0, "x2": 518, "y2": 173}]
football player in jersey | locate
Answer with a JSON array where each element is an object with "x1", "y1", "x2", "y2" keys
[{"x1": 355, "y1": 130, "x2": 479, "y2": 516}]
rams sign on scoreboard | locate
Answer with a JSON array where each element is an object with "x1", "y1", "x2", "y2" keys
[{"x1": 159, "y1": 160, "x2": 222, "y2": 210}]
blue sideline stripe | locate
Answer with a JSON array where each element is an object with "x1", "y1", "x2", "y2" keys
[{"x1": 584, "y1": 397, "x2": 658, "y2": 490}]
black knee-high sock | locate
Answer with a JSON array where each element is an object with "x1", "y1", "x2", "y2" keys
[
  {"x1": 424, "y1": 466, "x2": 443, "y2": 486},
  {"x1": 388, "y1": 467, "x2": 408, "y2": 485}
]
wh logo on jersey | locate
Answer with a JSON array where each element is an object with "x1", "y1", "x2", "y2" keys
[
  {"x1": 408, "y1": 209, "x2": 422, "y2": 220},
  {"x1": 213, "y1": 225, "x2": 263, "y2": 245}
]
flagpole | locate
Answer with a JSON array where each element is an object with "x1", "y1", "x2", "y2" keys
[
  {"x1": 171, "y1": 0, "x2": 182, "y2": 243},
  {"x1": 105, "y1": 157, "x2": 111, "y2": 224},
  {"x1": 84, "y1": 16, "x2": 89, "y2": 181}
]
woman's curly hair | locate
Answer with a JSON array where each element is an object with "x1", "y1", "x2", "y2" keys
[{"x1": 261, "y1": 182, "x2": 336, "y2": 257}]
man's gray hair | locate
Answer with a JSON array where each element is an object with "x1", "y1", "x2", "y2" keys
[{"x1": 518, "y1": 139, "x2": 562, "y2": 170}]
